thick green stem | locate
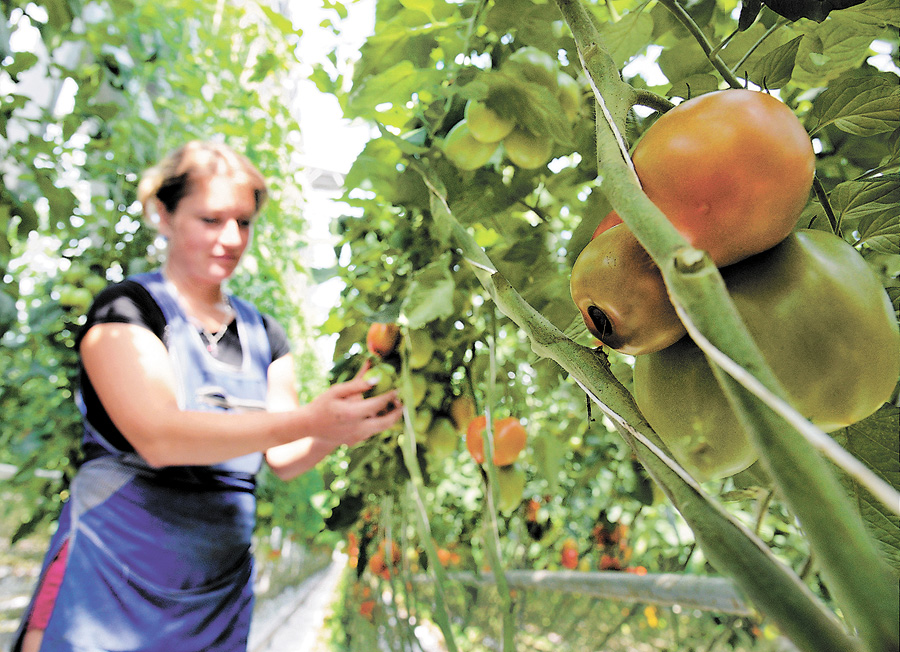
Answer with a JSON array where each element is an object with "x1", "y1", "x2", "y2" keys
[
  {"x1": 397, "y1": 341, "x2": 460, "y2": 652},
  {"x1": 480, "y1": 309, "x2": 517, "y2": 651}
]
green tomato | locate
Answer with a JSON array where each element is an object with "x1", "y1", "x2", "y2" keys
[
  {"x1": 407, "y1": 329, "x2": 435, "y2": 369},
  {"x1": 409, "y1": 373, "x2": 428, "y2": 407},
  {"x1": 496, "y1": 465, "x2": 527, "y2": 514},
  {"x1": 556, "y1": 71, "x2": 582, "y2": 122},
  {"x1": 464, "y1": 99, "x2": 516, "y2": 144},
  {"x1": 425, "y1": 417, "x2": 459, "y2": 460},
  {"x1": 364, "y1": 363, "x2": 397, "y2": 397},
  {"x1": 506, "y1": 46, "x2": 559, "y2": 90},
  {"x1": 503, "y1": 127, "x2": 553, "y2": 169},
  {"x1": 443, "y1": 120, "x2": 500, "y2": 171},
  {"x1": 633, "y1": 230, "x2": 900, "y2": 482}
]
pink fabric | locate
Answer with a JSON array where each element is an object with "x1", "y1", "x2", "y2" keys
[{"x1": 28, "y1": 540, "x2": 69, "y2": 630}]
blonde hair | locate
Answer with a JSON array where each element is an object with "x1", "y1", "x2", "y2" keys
[{"x1": 138, "y1": 140, "x2": 268, "y2": 225}]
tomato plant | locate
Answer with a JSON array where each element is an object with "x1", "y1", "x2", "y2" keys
[
  {"x1": 629, "y1": 89, "x2": 816, "y2": 266},
  {"x1": 570, "y1": 224, "x2": 685, "y2": 354},
  {"x1": 634, "y1": 229, "x2": 900, "y2": 481},
  {"x1": 465, "y1": 415, "x2": 528, "y2": 467}
]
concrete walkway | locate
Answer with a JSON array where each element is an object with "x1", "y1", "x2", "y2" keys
[{"x1": 249, "y1": 552, "x2": 347, "y2": 652}]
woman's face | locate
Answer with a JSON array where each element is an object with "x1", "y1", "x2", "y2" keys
[{"x1": 158, "y1": 173, "x2": 257, "y2": 284}]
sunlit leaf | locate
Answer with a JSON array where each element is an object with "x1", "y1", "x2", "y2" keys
[{"x1": 807, "y1": 73, "x2": 900, "y2": 136}]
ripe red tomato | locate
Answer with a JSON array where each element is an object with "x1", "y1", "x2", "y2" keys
[
  {"x1": 466, "y1": 415, "x2": 527, "y2": 467},
  {"x1": 561, "y1": 539, "x2": 579, "y2": 569},
  {"x1": 630, "y1": 89, "x2": 815, "y2": 266},
  {"x1": 366, "y1": 322, "x2": 400, "y2": 358}
]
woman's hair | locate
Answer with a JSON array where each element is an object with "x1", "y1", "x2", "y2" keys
[{"x1": 137, "y1": 141, "x2": 268, "y2": 225}]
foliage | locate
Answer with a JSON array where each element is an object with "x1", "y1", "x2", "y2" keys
[
  {"x1": 0, "y1": 0, "x2": 322, "y2": 542},
  {"x1": 316, "y1": 0, "x2": 899, "y2": 650}
]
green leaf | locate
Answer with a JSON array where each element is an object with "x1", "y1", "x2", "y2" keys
[
  {"x1": 0, "y1": 288, "x2": 16, "y2": 336},
  {"x1": 258, "y1": 4, "x2": 302, "y2": 38},
  {"x1": 829, "y1": 178, "x2": 900, "y2": 252},
  {"x1": 742, "y1": 35, "x2": 802, "y2": 90},
  {"x1": 4, "y1": 52, "x2": 39, "y2": 80},
  {"x1": 599, "y1": 12, "x2": 655, "y2": 69},
  {"x1": 807, "y1": 73, "x2": 900, "y2": 137},
  {"x1": 666, "y1": 74, "x2": 719, "y2": 100},
  {"x1": 841, "y1": 0, "x2": 900, "y2": 28},
  {"x1": 401, "y1": 255, "x2": 456, "y2": 328},
  {"x1": 831, "y1": 406, "x2": 900, "y2": 574},
  {"x1": 793, "y1": 16, "x2": 881, "y2": 85}
]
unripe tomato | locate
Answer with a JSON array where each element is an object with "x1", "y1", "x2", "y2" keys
[
  {"x1": 407, "y1": 329, "x2": 434, "y2": 369},
  {"x1": 556, "y1": 71, "x2": 582, "y2": 122},
  {"x1": 505, "y1": 46, "x2": 559, "y2": 90},
  {"x1": 465, "y1": 99, "x2": 516, "y2": 143},
  {"x1": 425, "y1": 417, "x2": 459, "y2": 460},
  {"x1": 466, "y1": 415, "x2": 528, "y2": 467},
  {"x1": 496, "y1": 464, "x2": 527, "y2": 514},
  {"x1": 443, "y1": 120, "x2": 500, "y2": 170},
  {"x1": 570, "y1": 224, "x2": 685, "y2": 354},
  {"x1": 634, "y1": 230, "x2": 900, "y2": 481},
  {"x1": 503, "y1": 127, "x2": 554, "y2": 169},
  {"x1": 449, "y1": 395, "x2": 476, "y2": 432},
  {"x1": 367, "y1": 322, "x2": 400, "y2": 358},
  {"x1": 631, "y1": 89, "x2": 815, "y2": 266},
  {"x1": 364, "y1": 363, "x2": 396, "y2": 397}
]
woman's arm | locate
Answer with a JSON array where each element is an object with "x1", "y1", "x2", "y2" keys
[
  {"x1": 80, "y1": 323, "x2": 401, "y2": 468},
  {"x1": 264, "y1": 353, "x2": 348, "y2": 480}
]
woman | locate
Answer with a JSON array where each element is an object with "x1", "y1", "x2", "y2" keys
[{"x1": 14, "y1": 141, "x2": 402, "y2": 651}]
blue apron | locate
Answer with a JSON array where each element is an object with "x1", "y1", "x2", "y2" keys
[{"x1": 15, "y1": 271, "x2": 271, "y2": 652}]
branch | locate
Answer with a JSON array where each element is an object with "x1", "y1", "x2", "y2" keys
[{"x1": 656, "y1": 0, "x2": 744, "y2": 89}]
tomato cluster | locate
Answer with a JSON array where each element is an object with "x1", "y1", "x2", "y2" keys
[
  {"x1": 569, "y1": 90, "x2": 900, "y2": 481},
  {"x1": 443, "y1": 47, "x2": 582, "y2": 171}
]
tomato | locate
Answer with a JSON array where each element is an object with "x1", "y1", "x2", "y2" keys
[
  {"x1": 367, "y1": 322, "x2": 400, "y2": 357},
  {"x1": 556, "y1": 71, "x2": 582, "y2": 122},
  {"x1": 561, "y1": 538, "x2": 579, "y2": 570},
  {"x1": 630, "y1": 89, "x2": 815, "y2": 266},
  {"x1": 633, "y1": 230, "x2": 900, "y2": 481},
  {"x1": 409, "y1": 373, "x2": 427, "y2": 406},
  {"x1": 449, "y1": 395, "x2": 476, "y2": 432},
  {"x1": 466, "y1": 415, "x2": 528, "y2": 466},
  {"x1": 443, "y1": 120, "x2": 500, "y2": 170},
  {"x1": 496, "y1": 464, "x2": 527, "y2": 514},
  {"x1": 465, "y1": 99, "x2": 516, "y2": 143},
  {"x1": 407, "y1": 329, "x2": 434, "y2": 369},
  {"x1": 503, "y1": 127, "x2": 554, "y2": 169},
  {"x1": 506, "y1": 46, "x2": 559, "y2": 90},
  {"x1": 425, "y1": 417, "x2": 459, "y2": 460},
  {"x1": 364, "y1": 363, "x2": 396, "y2": 397},
  {"x1": 570, "y1": 224, "x2": 685, "y2": 354},
  {"x1": 591, "y1": 210, "x2": 623, "y2": 239}
]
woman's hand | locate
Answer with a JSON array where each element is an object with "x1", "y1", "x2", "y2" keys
[{"x1": 303, "y1": 362, "x2": 403, "y2": 447}]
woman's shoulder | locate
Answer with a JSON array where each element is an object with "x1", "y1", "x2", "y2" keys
[{"x1": 78, "y1": 279, "x2": 167, "y2": 343}]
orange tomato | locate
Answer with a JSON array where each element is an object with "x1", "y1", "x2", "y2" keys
[
  {"x1": 630, "y1": 89, "x2": 815, "y2": 266},
  {"x1": 366, "y1": 322, "x2": 400, "y2": 357},
  {"x1": 465, "y1": 415, "x2": 527, "y2": 467}
]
